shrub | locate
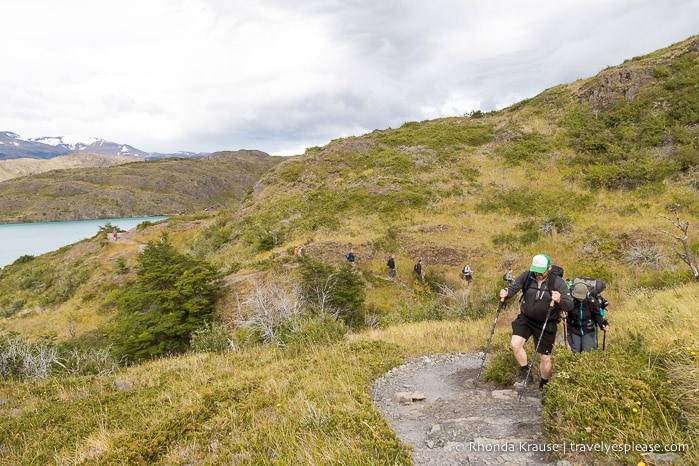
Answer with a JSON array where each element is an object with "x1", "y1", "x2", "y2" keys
[
  {"x1": 0, "y1": 335, "x2": 58, "y2": 380},
  {"x1": 115, "y1": 257, "x2": 129, "y2": 274},
  {"x1": 496, "y1": 131, "x2": 553, "y2": 166},
  {"x1": 11, "y1": 255, "x2": 35, "y2": 265},
  {"x1": 236, "y1": 275, "x2": 304, "y2": 345},
  {"x1": 110, "y1": 236, "x2": 219, "y2": 362},
  {"x1": 621, "y1": 243, "x2": 664, "y2": 269},
  {"x1": 190, "y1": 322, "x2": 234, "y2": 353},
  {"x1": 277, "y1": 313, "x2": 348, "y2": 347},
  {"x1": 299, "y1": 259, "x2": 367, "y2": 329}
]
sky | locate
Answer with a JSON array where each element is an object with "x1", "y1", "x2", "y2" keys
[{"x1": 0, "y1": 1, "x2": 697, "y2": 156}]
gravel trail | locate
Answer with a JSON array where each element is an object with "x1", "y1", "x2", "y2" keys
[{"x1": 371, "y1": 353, "x2": 576, "y2": 466}]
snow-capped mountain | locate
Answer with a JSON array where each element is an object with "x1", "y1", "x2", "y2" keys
[
  {"x1": 30, "y1": 135, "x2": 150, "y2": 158},
  {"x1": 0, "y1": 131, "x2": 208, "y2": 160}
]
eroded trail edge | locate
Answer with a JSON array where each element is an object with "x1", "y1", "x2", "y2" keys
[{"x1": 371, "y1": 353, "x2": 573, "y2": 466}]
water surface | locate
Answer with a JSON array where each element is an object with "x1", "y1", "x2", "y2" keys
[{"x1": 0, "y1": 217, "x2": 167, "y2": 268}]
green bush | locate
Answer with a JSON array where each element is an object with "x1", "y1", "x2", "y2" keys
[
  {"x1": 299, "y1": 259, "x2": 367, "y2": 329},
  {"x1": 115, "y1": 257, "x2": 129, "y2": 274},
  {"x1": 109, "y1": 236, "x2": 220, "y2": 363},
  {"x1": 496, "y1": 131, "x2": 554, "y2": 166},
  {"x1": 375, "y1": 119, "x2": 493, "y2": 150},
  {"x1": 277, "y1": 313, "x2": 348, "y2": 347},
  {"x1": 190, "y1": 322, "x2": 234, "y2": 353}
]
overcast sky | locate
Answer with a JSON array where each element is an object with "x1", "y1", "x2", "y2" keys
[{"x1": 0, "y1": 1, "x2": 696, "y2": 156}]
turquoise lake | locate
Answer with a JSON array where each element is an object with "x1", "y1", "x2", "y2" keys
[{"x1": 0, "y1": 216, "x2": 167, "y2": 268}]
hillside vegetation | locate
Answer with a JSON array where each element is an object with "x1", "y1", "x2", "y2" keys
[
  {"x1": 0, "y1": 36, "x2": 698, "y2": 465},
  {"x1": 0, "y1": 153, "x2": 138, "y2": 182},
  {"x1": 0, "y1": 150, "x2": 282, "y2": 223}
]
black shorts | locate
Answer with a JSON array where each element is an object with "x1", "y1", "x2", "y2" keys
[{"x1": 512, "y1": 313, "x2": 557, "y2": 355}]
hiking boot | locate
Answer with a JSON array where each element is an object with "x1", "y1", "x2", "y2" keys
[{"x1": 513, "y1": 371, "x2": 534, "y2": 388}]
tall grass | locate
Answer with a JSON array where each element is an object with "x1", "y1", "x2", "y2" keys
[{"x1": 540, "y1": 283, "x2": 699, "y2": 465}]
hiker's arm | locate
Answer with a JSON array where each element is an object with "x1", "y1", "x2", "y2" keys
[
  {"x1": 556, "y1": 280, "x2": 574, "y2": 312},
  {"x1": 592, "y1": 301, "x2": 609, "y2": 330},
  {"x1": 500, "y1": 272, "x2": 525, "y2": 299}
]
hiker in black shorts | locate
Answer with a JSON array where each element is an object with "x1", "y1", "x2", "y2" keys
[{"x1": 499, "y1": 254, "x2": 573, "y2": 390}]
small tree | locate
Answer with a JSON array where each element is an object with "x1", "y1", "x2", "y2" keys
[
  {"x1": 299, "y1": 259, "x2": 366, "y2": 328},
  {"x1": 660, "y1": 211, "x2": 699, "y2": 281},
  {"x1": 111, "y1": 236, "x2": 219, "y2": 362}
]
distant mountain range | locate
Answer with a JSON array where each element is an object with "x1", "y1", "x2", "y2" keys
[{"x1": 0, "y1": 131, "x2": 209, "y2": 160}]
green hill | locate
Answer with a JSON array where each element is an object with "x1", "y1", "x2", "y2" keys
[
  {"x1": 0, "y1": 35, "x2": 697, "y2": 465},
  {"x1": 0, "y1": 150, "x2": 283, "y2": 223}
]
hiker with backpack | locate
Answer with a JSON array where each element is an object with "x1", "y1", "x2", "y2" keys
[
  {"x1": 413, "y1": 259, "x2": 423, "y2": 280},
  {"x1": 462, "y1": 262, "x2": 473, "y2": 285},
  {"x1": 566, "y1": 282, "x2": 609, "y2": 353},
  {"x1": 387, "y1": 254, "x2": 396, "y2": 279},
  {"x1": 499, "y1": 254, "x2": 573, "y2": 390},
  {"x1": 503, "y1": 268, "x2": 514, "y2": 286},
  {"x1": 345, "y1": 249, "x2": 356, "y2": 265}
]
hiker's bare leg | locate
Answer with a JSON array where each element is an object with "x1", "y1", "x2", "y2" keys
[
  {"x1": 510, "y1": 335, "x2": 527, "y2": 366},
  {"x1": 539, "y1": 354, "x2": 552, "y2": 380}
]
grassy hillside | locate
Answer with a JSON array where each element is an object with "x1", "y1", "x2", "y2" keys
[
  {"x1": 0, "y1": 153, "x2": 138, "y2": 182},
  {"x1": 0, "y1": 150, "x2": 283, "y2": 223},
  {"x1": 0, "y1": 35, "x2": 697, "y2": 465}
]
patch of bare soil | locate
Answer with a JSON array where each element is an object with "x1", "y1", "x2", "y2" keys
[{"x1": 371, "y1": 353, "x2": 577, "y2": 466}]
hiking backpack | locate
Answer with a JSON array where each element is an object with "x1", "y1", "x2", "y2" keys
[
  {"x1": 519, "y1": 264, "x2": 564, "y2": 302},
  {"x1": 572, "y1": 276, "x2": 606, "y2": 298},
  {"x1": 550, "y1": 265, "x2": 564, "y2": 279}
]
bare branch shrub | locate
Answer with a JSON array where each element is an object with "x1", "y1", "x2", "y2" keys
[
  {"x1": 660, "y1": 212, "x2": 699, "y2": 280},
  {"x1": 0, "y1": 336, "x2": 119, "y2": 380},
  {"x1": 305, "y1": 274, "x2": 338, "y2": 316},
  {"x1": 621, "y1": 243, "x2": 664, "y2": 269},
  {"x1": 0, "y1": 336, "x2": 58, "y2": 380},
  {"x1": 236, "y1": 275, "x2": 304, "y2": 345},
  {"x1": 435, "y1": 282, "x2": 471, "y2": 318}
]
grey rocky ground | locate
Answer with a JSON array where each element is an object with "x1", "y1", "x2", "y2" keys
[{"x1": 371, "y1": 352, "x2": 576, "y2": 466}]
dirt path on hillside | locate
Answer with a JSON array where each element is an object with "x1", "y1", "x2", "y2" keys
[{"x1": 371, "y1": 353, "x2": 576, "y2": 466}]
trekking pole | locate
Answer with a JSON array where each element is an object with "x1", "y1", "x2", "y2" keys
[
  {"x1": 474, "y1": 298, "x2": 506, "y2": 389},
  {"x1": 602, "y1": 329, "x2": 607, "y2": 351},
  {"x1": 518, "y1": 299, "x2": 554, "y2": 401},
  {"x1": 562, "y1": 319, "x2": 568, "y2": 350}
]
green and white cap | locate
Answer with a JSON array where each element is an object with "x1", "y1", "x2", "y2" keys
[{"x1": 530, "y1": 254, "x2": 551, "y2": 273}]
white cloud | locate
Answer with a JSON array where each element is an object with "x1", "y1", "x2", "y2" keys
[{"x1": 0, "y1": 0, "x2": 697, "y2": 155}]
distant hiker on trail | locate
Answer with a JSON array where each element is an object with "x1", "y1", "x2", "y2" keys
[
  {"x1": 462, "y1": 262, "x2": 473, "y2": 285},
  {"x1": 499, "y1": 254, "x2": 573, "y2": 390},
  {"x1": 346, "y1": 250, "x2": 356, "y2": 265},
  {"x1": 413, "y1": 259, "x2": 423, "y2": 280},
  {"x1": 294, "y1": 246, "x2": 303, "y2": 257},
  {"x1": 113, "y1": 232, "x2": 118, "y2": 241},
  {"x1": 387, "y1": 254, "x2": 396, "y2": 279},
  {"x1": 503, "y1": 268, "x2": 514, "y2": 286},
  {"x1": 566, "y1": 282, "x2": 609, "y2": 353}
]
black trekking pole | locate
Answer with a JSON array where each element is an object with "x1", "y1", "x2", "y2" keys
[
  {"x1": 602, "y1": 329, "x2": 607, "y2": 351},
  {"x1": 562, "y1": 319, "x2": 568, "y2": 350},
  {"x1": 474, "y1": 298, "x2": 506, "y2": 389},
  {"x1": 518, "y1": 299, "x2": 554, "y2": 401}
]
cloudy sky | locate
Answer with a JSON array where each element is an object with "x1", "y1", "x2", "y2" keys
[{"x1": 0, "y1": 1, "x2": 697, "y2": 156}]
